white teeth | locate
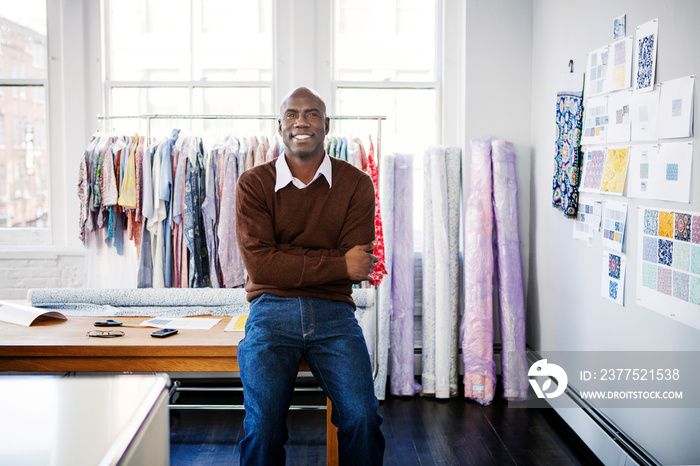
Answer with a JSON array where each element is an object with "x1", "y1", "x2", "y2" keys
[{"x1": 295, "y1": 135, "x2": 311, "y2": 139}]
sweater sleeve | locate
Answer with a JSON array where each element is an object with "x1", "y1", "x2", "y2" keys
[{"x1": 236, "y1": 172, "x2": 357, "y2": 289}]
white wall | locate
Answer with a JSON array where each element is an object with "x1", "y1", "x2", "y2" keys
[
  {"x1": 463, "y1": 0, "x2": 533, "y2": 340},
  {"x1": 529, "y1": 1, "x2": 700, "y2": 463}
]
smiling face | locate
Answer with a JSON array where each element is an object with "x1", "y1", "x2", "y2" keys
[{"x1": 278, "y1": 87, "x2": 330, "y2": 161}]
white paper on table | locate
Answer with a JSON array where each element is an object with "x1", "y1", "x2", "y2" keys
[
  {"x1": 579, "y1": 146, "x2": 606, "y2": 193},
  {"x1": 633, "y1": 19, "x2": 658, "y2": 93},
  {"x1": 651, "y1": 142, "x2": 694, "y2": 203},
  {"x1": 601, "y1": 199, "x2": 628, "y2": 253},
  {"x1": 141, "y1": 317, "x2": 221, "y2": 330},
  {"x1": 573, "y1": 197, "x2": 602, "y2": 245},
  {"x1": 630, "y1": 87, "x2": 660, "y2": 141},
  {"x1": 601, "y1": 250, "x2": 626, "y2": 306},
  {"x1": 586, "y1": 45, "x2": 610, "y2": 96},
  {"x1": 627, "y1": 144, "x2": 660, "y2": 199},
  {"x1": 657, "y1": 76, "x2": 695, "y2": 139},
  {"x1": 607, "y1": 36, "x2": 633, "y2": 91},
  {"x1": 0, "y1": 300, "x2": 67, "y2": 326},
  {"x1": 606, "y1": 89, "x2": 632, "y2": 143},
  {"x1": 582, "y1": 96, "x2": 609, "y2": 145}
]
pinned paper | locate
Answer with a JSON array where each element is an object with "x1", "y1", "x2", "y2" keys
[
  {"x1": 602, "y1": 251, "x2": 626, "y2": 306},
  {"x1": 658, "y1": 76, "x2": 695, "y2": 139},
  {"x1": 633, "y1": 19, "x2": 658, "y2": 93}
]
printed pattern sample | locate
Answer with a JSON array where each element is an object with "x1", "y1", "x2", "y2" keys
[
  {"x1": 637, "y1": 34, "x2": 655, "y2": 89},
  {"x1": 581, "y1": 149, "x2": 606, "y2": 191},
  {"x1": 674, "y1": 242, "x2": 690, "y2": 271},
  {"x1": 552, "y1": 92, "x2": 584, "y2": 218},
  {"x1": 643, "y1": 209, "x2": 658, "y2": 235},
  {"x1": 639, "y1": 207, "x2": 700, "y2": 320},
  {"x1": 600, "y1": 148, "x2": 630, "y2": 194},
  {"x1": 675, "y1": 213, "x2": 691, "y2": 241}
]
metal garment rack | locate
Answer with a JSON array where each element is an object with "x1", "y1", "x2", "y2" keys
[
  {"x1": 96, "y1": 113, "x2": 387, "y2": 404},
  {"x1": 96, "y1": 113, "x2": 385, "y2": 159}
]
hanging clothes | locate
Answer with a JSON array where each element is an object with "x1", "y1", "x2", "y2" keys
[
  {"x1": 79, "y1": 122, "x2": 383, "y2": 296},
  {"x1": 366, "y1": 136, "x2": 387, "y2": 286}
]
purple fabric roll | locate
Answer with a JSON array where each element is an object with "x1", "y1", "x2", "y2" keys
[
  {"x1": 491, "y1": 140, "x2": 528, "y2": 401},
  {"x1": 461, "y1": 137, "x2": 496, "y2": 405},
  {"x1": 390, "y1": 153, "x2": 421, "y2": 396}
]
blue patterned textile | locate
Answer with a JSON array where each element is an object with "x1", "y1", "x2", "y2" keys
[{"x1": 552, "y1": 92, "x2": 584, "y2": 218}]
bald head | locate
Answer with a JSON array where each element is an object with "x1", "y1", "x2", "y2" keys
[{"x1": 279, "y1": 87, "x2": 327, "y2": 117}]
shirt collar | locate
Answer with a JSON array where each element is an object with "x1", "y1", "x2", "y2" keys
[{"x1": 275, "y1": 153, "x2": 332, "y2": 192}]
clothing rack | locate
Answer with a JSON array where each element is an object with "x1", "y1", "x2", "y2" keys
[
  {"x1": 94, "y1": 113, "x2": 386, "y2": 378},
  {"x1": 96, "y1": 113, "x2": 386, "y2": 158}
]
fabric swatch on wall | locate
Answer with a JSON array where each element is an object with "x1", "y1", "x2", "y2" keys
[
  {"x1": 675, "y1": 213, "x2": 692, "y2": 241},
  {"x1": 609, "y1": 281, "x2": 618, "y2": 300},
  {"x1": 609, "y1": 254, "x2": 622, "y2": 279},
  {"x1": 580, "y1": 148, "x2": 606, "y2": 191},
  {"x1": 600, "y1": 147, "x2": 630, "y2": 194},
  {"x1": 642, "y1": 236, "x2": 658, "y2": 263},
  {"x1": 674, "y1": 242, "x2": 691, "y2": 271},
  {"x1": 673, "y1": 271, "x2": 690, "y2": 301},
  {"x1": 690, "y1": 276, "x2": 700, "y2": 305},
  {"x1": 658, "y1": 211, "x2": 674, "y2": 238},
  {"x1": 644, "y1": 209, "x2": 659, "y2": 235},
  {"x1": 642, "y1": 262, "x2": 657, "y2": 289},
  {"x1": 691, "y1": 245, "x2": 700, "y2": 275},
  {"x1": 657, "y1": 266, "x2": 673, "y2": 295},
  {"x1": 692, "y1": 215, "x2": 700, "y2": 244},
  {"x1": 658, "y1": 239, "x2": 673, "y2": 266}
]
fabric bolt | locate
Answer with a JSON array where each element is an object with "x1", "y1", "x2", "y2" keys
[
  {"x1": 390, "y1": 153, "x2": 421, "y2": 396},
  {"x1": 552, "y1": 91, "x2": 584, "y2": 218},
  {"x1": 491, "y1": 140, "x2": 528, "y2": 401},
  {"x1": 429, "y1": 147, "x2": 452, "y2": 399},
  {"x1": 421, "y1": 147, "x2": 437, "y2": 395},
  {"x1": 461, "y1": 137, "x2": 496, "y2": 405},
  {"x1": 444, "y1": 147, "x2": 462, "y2": 397},
  {"x1": 375, "y1": 152, "x2": 394, "y2": 400}
]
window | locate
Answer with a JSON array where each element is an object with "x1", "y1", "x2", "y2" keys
[
  {"x1": 332, "y1": 0, "x2": 440, "y2": 236},
  {"x1": 0, "y1": 0, "x2": 49, "y2": 229},
  {"x1": 104, "y1": 0, "x2": 274, "y2": 135}
]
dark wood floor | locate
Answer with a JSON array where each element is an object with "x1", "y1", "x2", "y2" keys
[{"x1": 169, "y1": 378, "x2": 602, "y2": 465}]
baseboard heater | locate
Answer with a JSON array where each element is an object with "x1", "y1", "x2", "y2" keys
[{"x1": 526, "y1": 350, "x2": 660, "y2": 466}]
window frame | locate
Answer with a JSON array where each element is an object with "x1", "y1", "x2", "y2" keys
[
  {"x1": 0, "y1": 14, "x2": 50, "y2": 241},
  {"x1": 101, "y1": 0, "x2": 275, "y2": 120}
]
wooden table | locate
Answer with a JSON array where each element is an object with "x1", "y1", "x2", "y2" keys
[{"x1": 0, "y1": 315, "x2": 339, "y2": 465}]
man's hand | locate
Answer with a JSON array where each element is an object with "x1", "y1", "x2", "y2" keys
[{"x1": 345, "y1": 242, "x2": 378, "y2": 281}]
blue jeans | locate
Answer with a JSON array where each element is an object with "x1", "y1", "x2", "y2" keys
[{"x1": 238, "y1": 294, "x2": 385, "y2": 465}]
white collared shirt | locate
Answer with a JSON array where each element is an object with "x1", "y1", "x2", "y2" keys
[{"x1": 274, "y1": 153, "x2": 333, "y2": 192}]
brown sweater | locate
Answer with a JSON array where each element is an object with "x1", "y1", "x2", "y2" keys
[{"x1": 235, "y1": 156, "x2": 375, "y2": 307}]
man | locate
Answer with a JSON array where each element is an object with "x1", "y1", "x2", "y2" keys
[{"x1": 235, "y1": 87, "x2": 385, "y2": 465}]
